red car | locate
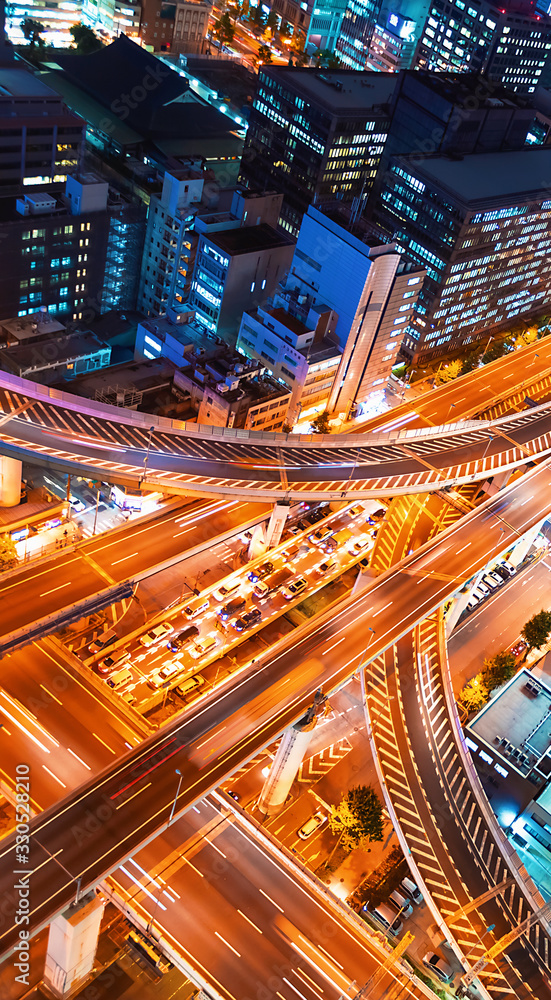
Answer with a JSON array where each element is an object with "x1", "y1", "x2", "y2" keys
[{"x1": 511, "y1": 640, "x2": 527, "y2": 657}]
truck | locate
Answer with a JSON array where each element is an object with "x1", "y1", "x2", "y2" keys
[
  {"x1": 253, "y1": 567, "x2": 294, "y2": 598},
  {"x1": 321, "y1": 526, "x2": 354, "y2": 552}
]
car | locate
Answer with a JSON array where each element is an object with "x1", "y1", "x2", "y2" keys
[
  {"x1": 227, "y1": 790, "x2": 240, "y2": 802},
  {"x1": 501, "y1": 559, "x2": 516, "y2": 575},
  {"x1": 482, "y1": 574, "x2": 499, "y2": 591},
  {"x1": 139, "y1": 622, "x2": 174, "y2": 647},
  {"x1": 511, "y1": 639, "x2": 527, "y2": 657},
  {"x1": 348, "y1": 536, "x2": 370, "y2": 556},
  {"x1": 422, "y1": 952, "x2": 454, "y2": 984},
  {"x1": 309, "y1": 526, "x2": 333, "y2": 545},
  {"x1": 247, "y1": 561, "x2": 274, "y2": 584},
  {"x1": 233, "y1": 608, "x2": 262, "y2": 632},
  {"x1": 148, "y1": 660, "x2": 181, "y2": 688},
  {"x1": 349, "y1": 503, "x2": 365, "y2": 517},
  {"x1": 400, "y1": 876, "x2": 423, "y2": 904},
  {"x1": 218, "y1": 597, "x2": 246, "y2": 621},
  {"x1": 189, "y1": 634, "x2": 218, "y2": 658},
  {"x1": 493, "y1": 565, "x2": 510, "y2": 581},
  {"x1": 212, "y1": 580, "x2": 242, "y2": 603},
  {"x1": 97, "y1": 649, "x2": 130, "y2": 675},
  {"x1": 368, "y1": 508, "x2": 386, "y2": 523},
  {"x1": 316, "y1": 558, "x2": 337, "y2": 575},
  {"x1": 297, "y1": 810, "x2": 327, "y2": 839},
  {"x1": 486, "y1": 571, "x2": 503, "y2": 587},
  {"x1": 281, "y1": 576, "x2": 308, "y2": 600},
  {"x1": 167, "y1": 625, "x2": 200, "y2": 652},
  {"x1": 320, "y1": 536, "x2": 338, "y2": 553}
]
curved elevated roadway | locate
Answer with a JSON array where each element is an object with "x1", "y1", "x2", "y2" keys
[
  {"x1": 1, "y1": 456, "x2": 551, "y2": 969},
  {"x1": 3, "y1": 372, "x2": 551, "y2": 500}
]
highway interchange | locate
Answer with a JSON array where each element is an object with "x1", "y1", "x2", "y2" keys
[{"x1": 2, "y1": 345, "x2": 551, "y2": 999}]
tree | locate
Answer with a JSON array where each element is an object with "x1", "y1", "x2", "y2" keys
[
  {"x1": 0, "y1": 534, "x2": 17, "y2": 571},
  {"x1": 248, "y1": 3, "x2": 266, "y2": 33},
  {"x1": 458, "y1": 674, "x2": 489, "y2": 714},
  {"x1": 313, "y1": 48, "x2": 341, "y2": 68},
  {"x1": 21, "y1": 17, "x2": 45, "y2": 47},
  {"x1": 257, "y1": 43, "x2": 272, "y2": 63},
  {"x1": 265, "y1": 9, "x2": 278, "y2": 32},
  {"x1": 521, "y1": 610, "x2": 551, "y2": 650},
  {"x1": 329, "y1": 785, "x2": 384, "y2": 852},
  {"x1": 435, "y1": 359, "x2": 463, "y2": 385},
  {"x1": 70, "y1": 22, "x2": 103, "y2": 53},
  {"x1": 212, "y1": 11, "x2": 235, "y2": 46},
  {"x1": 481, "y1": 650, "x2": 517, "y2": 692},
  {"x1": 310, "y1": 410, "x2": 331, "y2": 434}
]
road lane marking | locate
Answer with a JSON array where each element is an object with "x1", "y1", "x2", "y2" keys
[
  {"x1": 110, "y1": 552, "x2": 139, "y2": 566},
  {"x1": 116, "y1": 782, "x2": 152, "y2": 810},
  {"x1": 39, "y1": 582, "x2": 72, "y2": 598},
  {"x1": 214, "y1": 931, "x2": 240, "y2": 957},
  {"x1": 42, "y1": 766, "x2": 66, "y2": 788},
  {"x1": 259, "y1": 888, "x2": 285, "y2": 912},
  {"x1": 67, "y1": 748, "x2": 91, "y2": 770},
  {"x1": 184, "y1": 858, "x2": 204, "y2": 878},
  {"x1": 40, "y1": 684, "x2": 62, "y2": 706},
  {"x1": 92, "y1": 732, "x2": 116, "y2": 754},
  {"x1": 237, "y1": 909, "x2": 263, "y2": 934}
]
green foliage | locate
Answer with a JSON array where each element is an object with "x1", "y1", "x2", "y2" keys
[
  {"x1": 458, "y1": 674, "x2": 489, "y2": 714},
  {"x1": 213, "y1": 11, "x2": 235, "y2": 45},
  {"x1": 265, "y1": 9, "x2": 278, "y2": 30},
  {"x1": 257, "y1": 43, "x2": 272, "y2": 62},
  {"x1": 329, "y1": 784, "x2": 384, "y2": 851},
  {"x1": 310, "y1": 410, "x2": 331, "y2": 434},
  {"x1": 248, "y1": 3, "x2": 266, "y2": 32},
  {"x1": 0, "y1": 534, "x2": 18, "y2": 571},
  {"x1": 70, "y1": 22, "x2": 103, "y2": 53},
  {"x1": 313, "y1": 48, "x2": 341, "y2": 67},
  {"x1": 521, "y1": 610, "x2": 551, "y2": 650},
  {"x1": 21, "y1": 17, "x2": 45, "y2": 46},
  {"x1": 435, "y1": 358, "x2": 463, "y2": 385},
  {"x1": 481, "y1": 649, "x2": 517, "y2": 692}
]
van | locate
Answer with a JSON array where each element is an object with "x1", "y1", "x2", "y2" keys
[
  {"x1": 89, "y1": 628, "x2": 117, "y2": 654},
  {"x1": 183, "y1": 597, "x2": 210, "y2": 619},
  {"x1": 212, "y1": 579, "x2": 242, "y2": 603},
  {"x1": 106, "y1": 666, "x2": 133, "y2": 691},
  {"x1": 400, "y1": 876, "x2": 423, "y2": 904},
  {"x1": 190, "y1": 634, "x2": 218, "y2": 659},
  {"x1": 389, "y1": 889, "x2": 413, "y2": 917},
  {"x1": 367, "y1": 903, "x2": 403, "y2": 936},
  {"x1": 176, "y1": 674, "x2": 205, "y2": 697}
]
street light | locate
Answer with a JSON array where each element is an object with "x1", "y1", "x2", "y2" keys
[
  {"x1": 141, "y1": 425, "x2": 155, "y2": 486},
  {"x1": 168, "y1": 768, "x2": 183, "y2": 825},
  {"x1": 482, "y1": 435, "x2": 494, "y2": 463}
]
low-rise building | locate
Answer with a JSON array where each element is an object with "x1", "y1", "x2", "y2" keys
[
  {"x1": 174, "y1": 353, "x2": 291, "y2": 430},
  {"x1": 172, "y1": 0, "x2": 211, "y2": 54},
  {"x1": 0, "y1": 331, "x2": 111, "y2": 383}
]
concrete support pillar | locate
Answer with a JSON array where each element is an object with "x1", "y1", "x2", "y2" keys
[
  {"x1": 445, "y1": 588, "x2": 473, "y2": 637},
  {"x1": 265, "y1": 502, "x2": 290, "y2": 549},
  {"x1": 247, "y1": 522, "x2": 267, "y2": 561},
  {"x1": 43, "y1": 892, "x2": 104, "y2": 998},
  {"x1": 0, "y1": 456, "x2": 21, "y2": 507},
  {"x1": 258, "y1": 715, "x2": 317, "y2": 815},
  {"x1": 352, "y1": 565, "x2": 375, "y2": 595},
  {"x1": 506, "y1": 519, "x2": 544, "y2": 567}
]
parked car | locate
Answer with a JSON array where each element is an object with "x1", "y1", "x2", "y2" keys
[
  {"x1": 400, "y1": 876, "x2": 423, "y2": 904},
  {"x1": 281, "y1": 577, "x2": 308, "y2": 600},
  {"x1": 97, "y1": 649, "x2": 130, "y2": 676},
  {"x1": 167, "y1": 625, "x2": 200, "y2": 652},
  {"x1": 233, "y1": 608, "x2": 262, "y2": 632},
  {"x1": 511, "y1": 639, "x2": 527, "y2": 657},
  {"x1": 139, "y1": 622, "x2": 174, "y2": 647},
  {"x1": 422, "y1": 952, "x2": 454, "y2": 984},
  {"x1": 297, "y1": 810, "x2": 326, "y2": 839}
]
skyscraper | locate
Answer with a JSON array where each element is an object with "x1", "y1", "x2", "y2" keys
[{"x1": 373, "y1": 146, "x2": 551, "y2": 361}]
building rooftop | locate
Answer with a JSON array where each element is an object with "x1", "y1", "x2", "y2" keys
[
  {"x1": 208, "y1": 222, "x2": 295, "y2": 256},
  {"x1": 0, "y1": 312, "x2": 65, "y2": 345},
  {"x1": 303, "y1": 337, "x2": 341, "y2": 365},
  {"x1": 404, "y1": 147, "x2": 551, "y2": 204},
  {"x1": 0, "y1": 65, "x2": 60, "y2": 99},
  {"x1": 258, "y1": 67, "x2": 398, "y2": 114},
  {"x1": 0, "y1": 332, "x2": 109, "y2": 373},
  {"x1": 268, "y1": 307, "x2": 310, "y2": 338}
]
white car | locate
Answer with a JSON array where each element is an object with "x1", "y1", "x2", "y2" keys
[
  {"x1": 139, "y1": 622, "x2": 174, "y2": 647},
  {"x1": 189, "y1": 635, "x2": 218, "y2": 659},
  {"x1": 148, "y1": 660, "x2": 181, "y2": 688},
  {"x1": 297, "y1": 811, "x2": 327, "y2": 839},
  {"x1": 348, "y1": 536, "x2": 370, "y2": 556},
  {"x1": 422, "y1": 952, "x2": 454, "y2": 984}
]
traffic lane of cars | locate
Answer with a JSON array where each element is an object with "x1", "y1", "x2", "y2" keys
[{"x1": 89, "y1": 501, "x2": 385, "y2": 707}]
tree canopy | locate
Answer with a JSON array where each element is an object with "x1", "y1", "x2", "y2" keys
[
  {"x1": 257, "y1": 43, "x2": 272, "y2": 63},
  {"x1": 481, "y1": 649, "x2": 517, "y2": 692},
  {"x1": 21, "y1": 17, "x2": 45, "y2": 46},
  {"x1": 70, "y1": 23, "x2": 103, "y2": 53},
  {"x1": 329, "y1": 784, "x2": 384, "y2": 851},
  {"x1": 521, "y1": 610, "x2": 551, "y2": 650},
  {"x1": 0, "y1": 534, "x2": 17, "y2": 571},
  {"x1": 213, "y1": 12, "x2": 235, "y2": 46},
  {"x1": 310, "y1": 410, "x2": 331, "y2": 434},
  {"x1": 435, "y1": 359, "x2": 463, "y2": 385}
]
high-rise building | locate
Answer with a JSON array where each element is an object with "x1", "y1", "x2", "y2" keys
[
  {"x1": 373, "y1": 146, "x2": 551, "y2": 361},
  {"x1": 237, "y1": 206, "x2": 424, "y2": 423},
  {"x1": 239, "y1": 67, "x2": 535, "y2": 235},
  {"x1": 82, "y1": 0, "x2": 142, "y2": 37},
  {"x1": 336, "y1": 0, "x2": 383, "y2": 67},
  {"x1": 306, "y1": 0, "x2": 349, "y2": 54},
  {"x1": 413, "y1": 0, "x2": 551, "y2": 94},
  {"x1": 171, "y1": 0, "x2": 211, "y2": 53}
]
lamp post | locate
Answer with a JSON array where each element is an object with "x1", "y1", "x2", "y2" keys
[
  {"x1": 482, "y1": 435, "x2": 493, "y2": 463},
  {"x1": 141, "y1": 425, "x2": 155, "y2": 486},
  {"x1": 168, "y1": 768, "x2": 183, "y2": 825}
]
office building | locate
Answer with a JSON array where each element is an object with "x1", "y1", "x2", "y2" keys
[
  {"x1": 237, "y1": 206, "x2": 424, "y2": 422},
  {"x1": 187, "y1": 191, "x2": 295, "y2": 340},
  {"x1": 373, "y1": 146, "x2": 551, "y2": 361},
  {"x1": 138, "y1": 168, "x2": 204, "y2": 317},
  {"x1": 171, "y1": 0, "x2": 211, "y2": 54},
  {"x1": 0, "y1": 330, "x2": 111, "y2": 383},
  {"x1": 139, "y1": 0, "x2": 176, "y2": 49},
  {"x1": 82, "y1": 0, "x2": 142, "y2": 37},
  {"x1": 239, "y1": 67, "x2": 535, "y2": 235},
  {"x1": 306, "y1": 0, "x2": 349, "y2": 54},
  {"x1": 175, "y1": 354, "x2": 292, "y2": 430},
  {"x1": 413, "y1": 0, "x2": 551, "y2": 94},
  {"x1": 6, "y1": 0, "x2": 83, "y2": 48},
  {"x1": 337, "y1": 0, "x2": 384, "y2": 68},
  {"x1": 0, "y1": 64, "x2": 83, "y2": 195}
]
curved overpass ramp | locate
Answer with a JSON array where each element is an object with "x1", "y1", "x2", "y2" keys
[{"x1": 2, "y1": 373, "x2": 551, "y2": 499}]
